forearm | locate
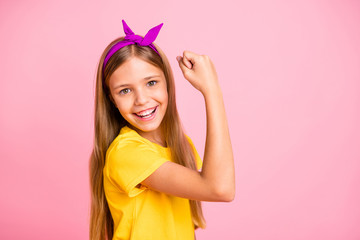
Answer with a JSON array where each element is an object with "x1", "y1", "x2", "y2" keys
[{"x1": 200, "y1": 85, "x2": 235, "y2": 200}]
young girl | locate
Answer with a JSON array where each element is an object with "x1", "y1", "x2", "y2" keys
[{"x1": 89, "y1": 19, "x2": 235, "y2": 240}]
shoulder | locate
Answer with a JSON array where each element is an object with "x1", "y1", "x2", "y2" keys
[
  {"x1": 106, "y1": 126, "x2": 156, "y2": 163},
  {"x1": 184, "y1": 134, "x2": 192, "y2": 144},
  {"x1": 184, "y1": 134, "x2": 196, "y2": 149}
]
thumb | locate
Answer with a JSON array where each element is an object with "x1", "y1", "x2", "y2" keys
[{"x1": 182, "y1": 50, "x2": 200, "y2": 68}]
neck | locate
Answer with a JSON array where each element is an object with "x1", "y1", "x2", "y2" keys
[{"x1": 128, "y1": 125, "x2": 167, "y2": 147}]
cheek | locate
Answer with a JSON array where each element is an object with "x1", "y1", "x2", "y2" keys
[
  {"x1": 161, "y1": 91, "x2": 168, "y2": 103},
  {"x1": 114, "y1": 99, "x2": 131, "y2": 114},
  {"x1": 158, "y1": 86, "x2": 168, "y2": 103}
]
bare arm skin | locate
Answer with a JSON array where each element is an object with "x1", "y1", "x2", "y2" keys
[{"x1": 141, "y1": 51, "x2": 235, "y2": 202}]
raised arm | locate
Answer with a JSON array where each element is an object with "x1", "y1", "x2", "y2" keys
[{"x1": 141, "y1": 51, "x2": 235, "y2": 202}]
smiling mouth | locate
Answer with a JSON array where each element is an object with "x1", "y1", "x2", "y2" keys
[{"x1": 134, "y1": 106, "x2": 157, "y2": 118}]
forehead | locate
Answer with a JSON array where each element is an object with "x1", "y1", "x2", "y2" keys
[{"x1": 109, "y1": 57, "x2": 164, "y2": 86}]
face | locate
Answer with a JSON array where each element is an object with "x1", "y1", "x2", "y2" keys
[{"x1": 108, "y1": 57, "x2": 168, "y2": 143}]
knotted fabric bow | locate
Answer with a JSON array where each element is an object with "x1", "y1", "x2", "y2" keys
[{"x1": 103, "y1": 19, "x2": 163, "y2": 71}]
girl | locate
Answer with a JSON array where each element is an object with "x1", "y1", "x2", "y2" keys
[{"x1": 89, "y1": 19, "x2": 235, "y2": 240}]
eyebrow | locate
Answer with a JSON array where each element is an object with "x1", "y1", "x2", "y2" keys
[{"x1": 113, "y1": 75, "x2": 161, "y2": 89}]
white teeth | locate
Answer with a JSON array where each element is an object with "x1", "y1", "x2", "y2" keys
[{"x1": 136, "y1": 107, "x2": 156, "y2": 117}]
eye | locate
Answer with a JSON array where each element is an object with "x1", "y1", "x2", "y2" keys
[
  {"x1": 119, "y1": 88, "x2": 131, "y2": 95},
  {"x1": 147, "y1": 80, "x2": 157, "y2": 86}
]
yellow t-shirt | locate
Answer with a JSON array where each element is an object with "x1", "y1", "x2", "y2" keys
[{"x1": 103, "y1": 126, "x2": 203, "y2": 240}]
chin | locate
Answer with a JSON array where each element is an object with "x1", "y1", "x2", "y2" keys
[
  {"x1": 125, "y1": 116, "x2": 162, "y2": 133},
  {"x1": 136, "y1": 124, "x2": 159, "y2": 132}
]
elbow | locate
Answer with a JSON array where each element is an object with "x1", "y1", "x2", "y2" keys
[
  {"x1": 223, "y1": 190, "x2": 235, "y2": 202},
  {"x1": 213, "y1": 186, "x2": 235, "y2": 202}
]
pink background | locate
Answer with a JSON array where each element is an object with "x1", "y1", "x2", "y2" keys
[{"x1": 0, "y1": 0, "x2": 359, "y2": 239}]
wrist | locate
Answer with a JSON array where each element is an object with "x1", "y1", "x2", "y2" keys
[{"x1": 202, "y1": 84, "x2": 223, "y2": 100}]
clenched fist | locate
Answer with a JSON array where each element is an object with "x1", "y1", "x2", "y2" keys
[{"x1": 176, "y1": 51, "x2": 220, "y2": 97}]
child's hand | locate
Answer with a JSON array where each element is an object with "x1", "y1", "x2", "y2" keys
[{"x1": 176, "y1": 51, "x2": 219, "y2": 96}]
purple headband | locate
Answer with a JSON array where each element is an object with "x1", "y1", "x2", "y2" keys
[{"x1": 103, "y1": 19, "x2": 164, "y2": 71}]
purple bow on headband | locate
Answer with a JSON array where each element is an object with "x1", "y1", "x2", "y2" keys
[{"x1": 103, "y1": 19, "x2": 164, "y2": 70}]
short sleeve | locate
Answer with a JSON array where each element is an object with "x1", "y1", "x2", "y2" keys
[
  {"x1": 106, "y1": 139, "x2": 170, "y2": 197},
  {"x1": 185, "y1": 135, "x2": 203, "y2": 171}
]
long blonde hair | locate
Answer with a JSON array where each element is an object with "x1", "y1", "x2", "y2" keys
[{"x1": 89, "y1": 36, "x2": 206, "y2": 240}]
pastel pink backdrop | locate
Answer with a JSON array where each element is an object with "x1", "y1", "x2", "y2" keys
[{"x1": 0, "y1": 0, "x2": 359, "y2": 239}]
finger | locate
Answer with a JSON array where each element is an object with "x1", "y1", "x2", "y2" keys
[
  {"x1": 182, "y1": 50, "x2": 199, "y2": 67},
  {"x1": 176, "y1": 56, "x2": 189, "y2": 74},
  {"x1": 183, "y1": 55, "x2": 193, "y2": 69},
  {"x1": 177, "y1": 55, "x2": 192, "y2": 70}
]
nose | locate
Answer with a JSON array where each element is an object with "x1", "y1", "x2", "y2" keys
[{"x1": 134, "y1": 88, "x2": 149, "y2": 106}]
